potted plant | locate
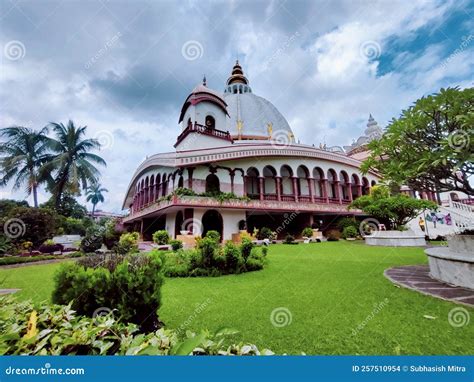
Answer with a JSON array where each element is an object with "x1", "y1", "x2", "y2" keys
[{"x1": 342, "y1": 226, "x2": 358, "y2": 241}]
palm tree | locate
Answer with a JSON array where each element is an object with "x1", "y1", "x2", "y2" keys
[
  {"x1": 86, "y1": 183, "x2": 108, "y2": 217},
  {"x1": 45, "y1": 120, "x2": 106, "y2": 208},
  {"x1": 0, "y1": 126, "x2": 53, "y2": 207}
]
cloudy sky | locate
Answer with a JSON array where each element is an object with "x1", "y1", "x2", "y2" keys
[{"x1": 1, "y1": 0, "x2": 473, "y2": 212}]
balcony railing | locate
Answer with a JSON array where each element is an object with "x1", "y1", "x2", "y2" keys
[
  {"x1": 281, "y1": 195, "x2": 295, "y2": 202},
  {"x1": 328, "y1": 197, "x2": 340, "y2": 204},
  {"x1": 174, "y1": 122, "x2": 233, "y2": 147},
  {"x1": 298, "y1": 196, "x2": 311, "y2": 202},
  {"x1": 263, "y1": 194, "x2": 278, "y2": 201}
]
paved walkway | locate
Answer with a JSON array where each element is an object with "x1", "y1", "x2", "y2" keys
[
  {"x1": 385, "y1": 265, "x2": 474, "y2": 307},
  {"x1": 0, "y1": 258, "x2": 74, "y2": 269}
]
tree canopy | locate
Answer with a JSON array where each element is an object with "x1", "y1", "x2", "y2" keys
[
  {"x1": 361, "y1": 87, "x2": 474, "y2": 196},
  {"x1": 349, "y1": 186, "x2": 436, "y2": 229}
]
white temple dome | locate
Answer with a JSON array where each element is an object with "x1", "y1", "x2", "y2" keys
[{"x1": 223, "y1": 61, "x2": 295, "y2": 141}]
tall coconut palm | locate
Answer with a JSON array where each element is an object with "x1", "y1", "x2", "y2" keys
[
  {"x1": 45, "y1": 120, "x2": 106, "y2": 208},
  {"x1": 86, "y1": 183, "x2": 108, "y2": 217},
  {"x1": 0, "y1": 126, "x2": 53, "y2": 207}
]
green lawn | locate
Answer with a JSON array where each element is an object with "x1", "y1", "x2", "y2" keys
[{"x1": 1, "y1": 242, "x2": 472, "y2": 355}]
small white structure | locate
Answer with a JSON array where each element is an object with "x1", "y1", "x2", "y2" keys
[
  {"x1": 364, "y1": 230, "x2": 426, "y2": 247},
  {"x1": 425, "y1": 235, "x2": 474, "y2": 290}
]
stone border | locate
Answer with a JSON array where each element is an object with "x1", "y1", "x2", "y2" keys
[{"x1": 384, "y1": 265, "x2": 474, "y2": 307}]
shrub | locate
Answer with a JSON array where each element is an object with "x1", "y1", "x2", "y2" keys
[
  {"x1": 62, "y1": 216, "x2": 87, "y2": 235},
  {"x1": 80, "y1": 226, "x2": 104, "y2": 253},
  {"x1": 198, "y1": 237, "x2": 218, "y2": 268},
  {"x1": 284, "y1": 234, "x2": 296, "y2": 244},
  {"x1": 52, "y1": 252, "x2": 165, "y2": 332},
  {"x1": 302, "y1": 227, "x2": 313, "y2": 238},
  {"x1": 116, "y1": 232, "x2": 139, "y2": 255},
  {"x1": 153, "y1": 230, "x2": 170, "y2": 245},
  {"x1": 0, "y1": 296, "x2": 274, "y2": 355},
  {"x1": 261, "y1": 246, "x2": 268, "y2": 257},
  {"x1": 336, "y1": 217, "x2": 358, "y2": 231},
  {"x1": 326, "y1": 230, "x2": 341, "y2": 241},
  {"x1": 212, "y1": 247, "x2": 227, "y2": 272},
  {"x1": 256, "y1": 227, "x2": 273, "y2": 240},
  {"x1": 39, "y1": 239, "x2": 64, "y2": 254},
  {"x1": 224, "y1": 241, "x2": 243, "y2": 272},
  {"x1": 103, "y1": 218, "x2": 123, "y2": 250},
  {"x1": 169, "y1": 239, "x2": 183, "y2": 251},
  {"x1": 342, "y1": 226, "x2": 358, "y2": 239},
  {"x1": 240, "y1": 237, "x2": 254, "y2": 261},
  {"x1": 205, "y1": 230, "x2": 221, "y2": 242}
]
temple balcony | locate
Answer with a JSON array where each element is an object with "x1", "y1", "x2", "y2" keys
[{"x1": 123, "y1": 194, "x2": 363, "y2": 223}]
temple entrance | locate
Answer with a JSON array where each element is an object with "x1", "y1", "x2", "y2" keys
[{"x1": 201, "y1": 209, "x2": 223, "y2": 241}]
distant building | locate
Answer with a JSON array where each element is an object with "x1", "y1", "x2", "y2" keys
[{"x1": 88, "y1": 210, "x2": 124, "y2": 222}]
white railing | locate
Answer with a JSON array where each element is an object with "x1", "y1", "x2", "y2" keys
[{"x1": 449, "y1": 199, "x2": 474, "y2": 214}]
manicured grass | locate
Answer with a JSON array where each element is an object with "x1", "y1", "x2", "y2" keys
[{"x1": 1, "y1": 242, "x2": 472, "y2": 355}]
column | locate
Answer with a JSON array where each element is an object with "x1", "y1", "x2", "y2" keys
[
  {"x1": 258, "y1": 177, "x2": 264, "y2": 201},
  {"x1": 335, "y1": 180, "x2": 341, "y2": 204},
  {"x1": 292, "y1": 177, "x2": 299, "y2": 202},
  {"x1": 308, "y1": 177, "x2": 315, "y2": 203},
  {"x1": 347, "y1": 182, "x2": 353, "y2": 202},
  {"x1": 187, "y1": 167, "x2": 195, "y2": 190},
  {"x1": 243, "y1": 176, "x2": 248, "y2": 197},
  {"x1": 322, "y1": 179, "x2": 329, "y2": 203},
  {"x1": 357, "y1": 184, "x2": 362, "y2": 199},
  {"x1": 230, "y1": 170, "x2": 235, "y2": 194},
  {"x1": 276, "y1": 176, "x2": 282, "y2": 201}
]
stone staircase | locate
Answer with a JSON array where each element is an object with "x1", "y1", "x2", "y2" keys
[{"x1": 407, "y1": 201, "x2": 474, "y2": 239}]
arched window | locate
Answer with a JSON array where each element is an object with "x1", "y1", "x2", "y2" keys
[
  {"x1": 280, "y1": 165, "x2": 294, "y2": 196},
  {"x1": 246, "y1": 168, "x2": 259, "y2": 199},
  {"x1": 339, "y1": 171, "x2": 349, "y2": 201},
  {"x1": 362, "y1": 177, "x2": 370, "y2": 195},
  {"x1": 351, "y1": 174, "x2": 360, "y2": 199},
  {"x1": 297, "y1": 165, "x2": 310, "y2": 197},
  {"x1": 205, "y1": 173, "x2": 220, "y2": 194},
  {"x1": 205, "y1": 115, "x2": 215, "y2": 130},
  {"x1": 263, "y1": 166, "x2": 277, "y2": 199},
  {"x1": 327, "y1": 169, "x2": 337, "y2": 199},
  {"x1": 313, "y1": 167, "x2": 325, "y2": 199}
]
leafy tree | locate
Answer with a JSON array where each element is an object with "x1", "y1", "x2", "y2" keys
[
  {"x1": 2, "y1": 206, "x2": 58, "y2": 247},
  {"x1": 86, "y1": 182, "x2": 108, "y2": 217},
  {"x1": 0, "y1": 199, "x2": 29, "y2": 216},
  {"x1": 40, "y1": 192, "x2": 87, "y2": 219},
  {"x1": 349, "y1": 186, "x2": 436, "y2": 229},
  {"x1": 0, "y1": 127, "x2": 54, "y2": 207},
  {"x1": 362, "y1": 87, "x2": 474, "y2": 196},
  {"x1": 43, "y1": 120, "x2": 106, "y2": 208}
]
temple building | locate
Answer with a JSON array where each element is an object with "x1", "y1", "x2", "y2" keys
[{"x1": 121, "y1": 61, "x2": 382, "y2": 241}]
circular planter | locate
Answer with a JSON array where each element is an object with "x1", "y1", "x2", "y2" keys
[
  {"x1": 364, "y1": 230, "x2": 426, "y2": 247},
  {"x1": 425, "y1": 235, "x2": 474, "y2": 290}
]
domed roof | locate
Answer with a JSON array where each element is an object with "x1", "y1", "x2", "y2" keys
[
  {"x1": 224, "y1": 92, "x2": 294, "y2": 140},
  {"x1": 178, "y1": 77, "x2": 228, "y2": 123},
  {"x1": 223, "y1": 61, "x2": 295, "y2": 141}
]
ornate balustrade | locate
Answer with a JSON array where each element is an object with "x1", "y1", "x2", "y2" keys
[
  {"x1": 174, "y1": 122, "x2": 233, "y2": 147},
  {"x1": 123, "y1": 195, "x2": 361, "y2": 222}
]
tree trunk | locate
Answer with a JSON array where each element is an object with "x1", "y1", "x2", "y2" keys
[
  {"x1": 92, "y1": 203, "x2": 96, "y2": 218},
  {"x1": 32, "y1": 184, "x2": 38, "y2": 208}
]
